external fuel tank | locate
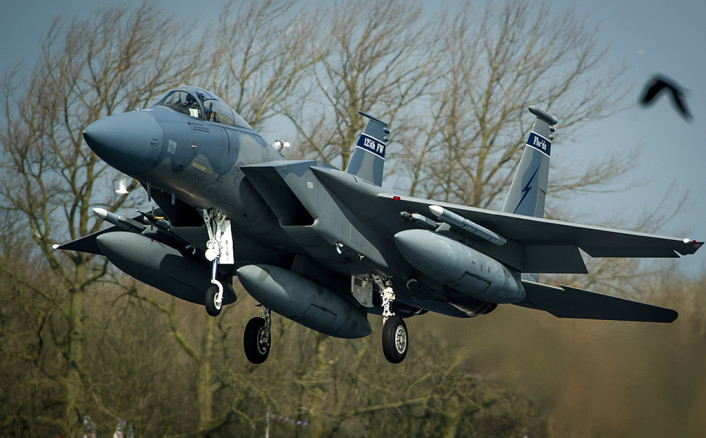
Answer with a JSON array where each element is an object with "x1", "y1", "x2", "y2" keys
[
  {"x1": 96, "y1": 231, "x2": 236, "y2": 305},
  {"x1": 394, "y1": 229, "x2": 525, "y2": 303},
  {"x1": 237, "y1": 264, "x2": 371, "y2": 338}
]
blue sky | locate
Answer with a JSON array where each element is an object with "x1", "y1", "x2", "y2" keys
[
  {"x1": 557, "y1": 0, "x2": 706, "y2": 274},
  {"x1": 2, "y1": 0, "x2": 704, "y2": 273}
]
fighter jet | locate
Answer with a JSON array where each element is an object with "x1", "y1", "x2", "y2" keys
[{"x1": 57, "y1": 86, "x2": 702, "y2": 364}]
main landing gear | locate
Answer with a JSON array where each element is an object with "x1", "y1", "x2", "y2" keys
[
  {"x1": 382, "y1": 316, "x2": 408, "y2": 364},
  {"x1": 238, "y1": 280, "x2": 411, "y2": 365},
  {"x1": 244, "y1": 307, "x2": 271, "y2": 364},
  {"x1": 375, "y1": 276, "x2": 409, "y2": 364},
  {"x1": 238, "y1": 285, "x2": 410, "y2": 365}
]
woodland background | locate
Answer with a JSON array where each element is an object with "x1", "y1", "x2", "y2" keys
[{"x1": 1, "y1": 1, "x2": 704, "y2": 436}]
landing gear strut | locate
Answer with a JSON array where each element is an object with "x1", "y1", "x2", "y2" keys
[
  {"x1": 244, "y1": 307, "x2": 271, "y2": 364},
  {"x1": 373, "y1": 276, "x2": 409, "y2": 364},
  {"x1": 202, "y1": 208, "x2": 233, "y2": 317}
]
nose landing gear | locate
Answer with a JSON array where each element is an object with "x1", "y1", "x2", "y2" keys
[
  {"x1": 205, "y1": 281, "x2": 223, "y2": 317},
  {"x1": 201, "y1": 208, "x2": 233, "y2": 317}
]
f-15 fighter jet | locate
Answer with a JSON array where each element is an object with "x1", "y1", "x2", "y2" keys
[{"x1": 58, "y1": 86, "x2": 702, "y2": 364}]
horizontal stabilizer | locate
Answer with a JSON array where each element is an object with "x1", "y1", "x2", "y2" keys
[{"x1": 516, "y1": 280, "x2": 677, "y2": 323}]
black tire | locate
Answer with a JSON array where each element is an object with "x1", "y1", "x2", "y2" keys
[
  {"x1": 244, "y1": 317, "x2": 270, "y2": 364},
  {"x1": 382, "y1": 316, "x2": 408, "y2": 364},
  {"x1": 205, "y1": 284, "x2": 222, "y2": 317}
]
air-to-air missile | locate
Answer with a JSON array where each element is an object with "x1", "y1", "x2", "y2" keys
[
  {"x1": 92, "y1": 208, "x2": 147, "y2": 232},
  {"x1": 428, "y1": 205, "x2": 507, "y2": 246}
]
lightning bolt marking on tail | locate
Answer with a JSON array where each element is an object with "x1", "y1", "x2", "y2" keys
[{"x1": 513, "y1": 166, "x2": 540, "y2": 214}]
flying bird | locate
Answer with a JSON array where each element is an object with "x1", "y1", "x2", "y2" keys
[{"x1": 639, "y1": 75, "x2": 693, "y2": 121}]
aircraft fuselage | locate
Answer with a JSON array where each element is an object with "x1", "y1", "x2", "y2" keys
[{"x1": 84, "y1": 94, "x2": 500, "y2": 319}]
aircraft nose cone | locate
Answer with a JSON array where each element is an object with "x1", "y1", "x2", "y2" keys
[{"x1": 84, "y1": 111, "x2": 162, "y2": 176}]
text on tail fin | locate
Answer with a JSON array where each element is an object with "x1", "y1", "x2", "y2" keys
[
  {"x1": 501, "y1": 106, "x2": 558, "y2": 218},
  {"x1": 345, "y1": 111, "x2": 390, "y2": 186}
]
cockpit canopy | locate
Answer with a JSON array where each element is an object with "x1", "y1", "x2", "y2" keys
[{"x1": 154, "y1": 86, "x2": 252, "y2": 129}]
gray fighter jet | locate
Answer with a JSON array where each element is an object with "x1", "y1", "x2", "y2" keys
[{"x1": 57, "y1": 86, "x2": 702, "y2": 364}]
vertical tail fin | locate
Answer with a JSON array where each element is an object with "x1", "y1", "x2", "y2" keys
[
  {"x1": 345, "y1": 111, "x2": 390, "y2": 186},
  {"x1": 502, "y1": 106, "x2": 558, "y2": 218}
]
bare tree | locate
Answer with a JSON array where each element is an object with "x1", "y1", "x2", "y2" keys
[
  {"x1": 203, "y1": 0, "x2": 315, "y2": 130},
  {"x1": 0, "y1": 4, "x2": 203, "y2": 434},
  {"x1": 398, "y1": 1, "x2": 630, "y2": 211},
  {"x1": 2, "y1": 1, "x2": 696, "y2": 437},
  {"x1": 284, "y1": 0, "x2": 439, "y2": 169},
  {"x1": 121, "y1": 282, "x2": 264, "y2": 437}
]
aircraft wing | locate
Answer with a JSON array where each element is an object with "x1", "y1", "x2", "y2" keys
[
  {"x1": 374, "y1": 193, "x2": 700, "y2": 267},
  {"x1": 377, "y1": 193, "x2": 700, "y2": 256},
  {"x1": 310, "y1": 167, "x2": 701, "y2": 273}
]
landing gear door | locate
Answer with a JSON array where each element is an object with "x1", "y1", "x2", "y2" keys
[{"x1": 351, "y1": 275, "x2": 374, "y2": 308}]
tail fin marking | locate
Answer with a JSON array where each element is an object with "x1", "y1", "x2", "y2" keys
[
  {"x1": 502, "y1": 106, "x2": 558, "y2": 218},
  {"x1": 345, "y1": 111, "x2": 390, "y2": 186}
]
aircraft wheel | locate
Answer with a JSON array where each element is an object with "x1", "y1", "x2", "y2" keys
[
  {"x1": 382, "y1": 316, "x2": 408, "y2": 364},
  {"x1": 244, "y1": 317, "x2": 270, "y2": 364},
  {"x1": 205, "y1": 284, "x2": 222, "y2": 317}
]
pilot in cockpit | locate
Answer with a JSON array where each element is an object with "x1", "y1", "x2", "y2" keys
[{"x1": 183, "y1": 94, "x2": 200, "y2": 118}]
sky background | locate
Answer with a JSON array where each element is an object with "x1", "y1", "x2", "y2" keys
[{"x1": 1, "y1": 0, "x2": 704, "y2": 274}]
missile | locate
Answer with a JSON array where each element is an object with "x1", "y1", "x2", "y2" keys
[
  {"x1": 400, "y1": 211, "x2": 440, "y2": 230},
  {"x1": 93, "y1": 208, "x2": 146, "y2": 232},
  {"x1": 96, "y1": 231, "x2": 236, "y2": 305},
  {"x1": 237, "y1": 264, "x2": 372, "y2": 338},
  {"x1": 394, "y1": 229, "x2": 524, "y2": 303},
  {"x1": 429, "y1": 205, "x2": 506, "y2": 246}
]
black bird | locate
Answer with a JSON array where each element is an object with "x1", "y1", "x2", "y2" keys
[{"x1": 639, "y1": 75, "x2": 693, "y2": 121}]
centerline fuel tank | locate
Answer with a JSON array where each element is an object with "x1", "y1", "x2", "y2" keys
[{"x1": 237, "y1": 264, "x2": 371, "y2": 338}]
